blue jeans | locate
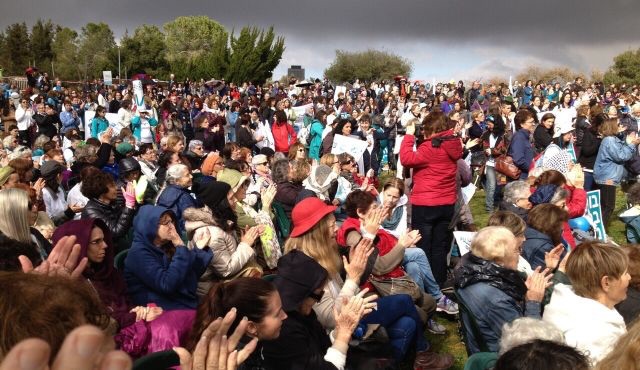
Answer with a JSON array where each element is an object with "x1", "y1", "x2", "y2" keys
[
  {"x1": 360, "y1": 294, "x2": 429, "y2": 360},
  {"x1": 584, "y1": 171, "x2": 595, "y2": 191},
  {"x1": 403, "y1": 248, "x2": 443, "y2": 300},
  {"x1": 485, "y1": 166, "x2": 497, "y2": 211}
]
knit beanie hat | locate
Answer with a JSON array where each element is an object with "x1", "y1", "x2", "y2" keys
[
  {"x1": 116, "y1": 142, "x2": 134, "y2": 155},
  {"x1": 201, "y1": 153, "x2": 221, "y2": 176},
  {"x1": 196, "y1": 181, "x2": 232, "y2": 211},
  {"x1": 0, "y1": 166, "x2": 15, "y2": 186},
  {"x1": 274, "y1": 250, "x2": 328, "y2": 311}
]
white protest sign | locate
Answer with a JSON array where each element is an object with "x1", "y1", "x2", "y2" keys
[
  {"x1": 331, "y1": 134, "x2": 368, "y2": 161},
  {"x1": 132, "y1": 80, "x2": 145, "y2": 111},
  {"x1": 334, "y1": 86, "x2": 346, "y2": 101},
  {"x1": 292, "y1": 103, "x2": 313, "y2": 127},
  {"x1": 105, "y1": 113, "x2": 122, "y2": 135},
  {"x1": 461, "y1": 183, "x2": 476, "y2": 204},
  {"x1": 103, "y1": 71, "x2": 112, "y2": 86},
  {"x1": 84, "y1": 110, "x2": 96, "y2": 140},
  {"x1": 453, "y1": 231, "x2": 476, "y2": 256}
]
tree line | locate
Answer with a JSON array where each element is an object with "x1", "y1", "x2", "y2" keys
[{"x1": 0, "y1": 16, "x2": 285, "y2": 84}]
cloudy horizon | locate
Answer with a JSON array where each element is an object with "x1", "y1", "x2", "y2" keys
[{"x1": 2, "y1": 0, "x2": 639, "y2": 82}]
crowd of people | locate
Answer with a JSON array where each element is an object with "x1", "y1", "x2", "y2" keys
[{"x1": 2, "y1": 71, "x2": 640, "y2": 370}]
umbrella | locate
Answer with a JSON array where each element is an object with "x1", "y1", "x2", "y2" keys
[
  {"x1": 205, "y1": 79, "x2": 225, "y2": 91},
  {"x1": 295, "y1": 80, "x2": 313, "y2": 87}
]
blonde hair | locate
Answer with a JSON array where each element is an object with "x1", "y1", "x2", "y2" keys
[
  {"x1": 283, "y1": 214, "x2": 341, "y2": 278},
  {"x1": 0, "y1": 189, "x2": 32, "y2": 243},
  {"x1": 595, "y1": 318, "x2": 640, "y2": 370},
  {"x1": 166, "y1": 135, "x2": 183, "y2": 152},
  {"x1": 470, "y1": 226, "x2": 516, "y2": 265},
  {"x1": 320, "y1": 153, "x2": 337, "y2": 167},
  {"x1": 566, "y1": 241, "x2": 629, "y2": 299}
]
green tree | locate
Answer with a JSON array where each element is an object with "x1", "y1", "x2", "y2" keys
[
  {"x1": 31, "y1": 19, "x2": 55, "y2": 72},
  {"x1": 51, "y1": 26, "x2": 79, "y2": 80},
  {"x1": 324, "y1": 49, "x2": 412, "y2": 83},
  {"x1": 226, "y1": 26, "x2": 285, "y2": 84},
  {"x1": 77, "y1": 22, "x2": 116, "y2": 80},
  {"x1": 118, "y1": 25, "x2": 169, "y2": 79},
  {"x1": 3, "y1": 23, "x2": 31, "y2": 75},
  {"x1": 0, "y1": 32, "x2": 8, "y2": 75},
  {"x1": 164, "y1": 16, "x2": 228, "y2": 80},
  {"x1": 604, "y1": 49, "x2": 640, "y2": 86}
]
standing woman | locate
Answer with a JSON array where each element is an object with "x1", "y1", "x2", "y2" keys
[
  {"x1": 308, "y1": 110, "x2": 326, "y2": 161},
  {"x1": 15, "y1": 97, "x2": 33, "y2": 146},
  {"x1": 482, "y1": 114, "x2": 508, "y2": 213},
  {"x1": 400, "y1": 111, "x2": 462, "y2": 287},
  {"x1": 594, "y1": 118, "x2": 640, "y2": 228},
  {"x1": 578, "y1": 113, "x2": 605, "y2": 191}
]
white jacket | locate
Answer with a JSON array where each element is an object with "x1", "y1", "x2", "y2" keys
[
  {"x1": 15, "y1": 106, "x2": 33, "y2": 131},
  {"x1": 543, "y1": 283, "x2": 626, "y2": 365}
]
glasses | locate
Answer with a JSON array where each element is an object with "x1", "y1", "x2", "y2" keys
[
  {"x1": 214, "y1": 161, "x2": 224, "y2": 167},
  {"x1": 195, "y1": 147, "x2": 203, "y2": 150},
  {"x1": 159, "y1": 218, "x2": 174, "y2": 226},
  {"x1": 308, "y1": 290, "x2": 325, "y2": 302},
  {"x1": 257, "y1": 162, "x2": 269, "y2": 166}
]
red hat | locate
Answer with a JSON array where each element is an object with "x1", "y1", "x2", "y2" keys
[{"x1": 290, "y1": 198, "x2": 336, "y2": 238}]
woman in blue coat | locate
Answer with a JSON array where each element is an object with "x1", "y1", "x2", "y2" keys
[
  {"x1": 594, "y1": 118, "x2": 640, "y2": 227},
  {"x1": 124, "y1": 205, "x2": 212, "y2": 310},
  {"x1": 90, "y1": 106, "x2": 110, "y2": 139},
  {"x1": 156, "y1": 163, "x2": 198, "y2": 235},
  {"x1": 508, "y1": 110, "x2": 536, "y2": 180}
]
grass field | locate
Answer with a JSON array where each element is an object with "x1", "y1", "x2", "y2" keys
[{"x1": 379, "y1": 171, "x2": 630, "y2": 370}]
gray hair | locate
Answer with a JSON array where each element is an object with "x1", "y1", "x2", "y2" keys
[
  {"x1": 8, "y1": 146, "x2": 32, "y2": 160},
  {"x1": 75, "y1": 145, "x2": 98, "y2": 162},
  {"x1": 165, "y1": 164, "x2": 188, "y2": 185},
  {"x1": 271, "y1": 159, "x2": 290, "y2": 184},
  {"x1": 499, "y1": 318, "x2": 564, "y2": 355},
  {"x1": 503, "y1": 181, "x2": 530, "y2": 204},
  {"x1": 160, "y1": 136, "x2": 169, "y2": 149},
  {"x1": 33, "y1": 135, "x2": 51, "y2": 150},
  {"x1": 188, "y1": 140, "x2": 203, "y2": 152},
  {"x1": 550, "y1": 187, "x2": 569, "y2": 205}
]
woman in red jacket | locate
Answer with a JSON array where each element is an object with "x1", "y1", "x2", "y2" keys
[
  {"x1": 271, "y1": 110, "x2": 297, "y2": 154},
  {"x1": 400, "y1": 112, "x2": 463, "y2": 287}
]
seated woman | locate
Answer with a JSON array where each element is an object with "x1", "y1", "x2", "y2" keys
[
  {"x1": 156, "y1": 163, "x2": 198, "y2": 235},
  {"x1": 543, "y1": 241, "x2": 629, "y2": 364},
  {"x1": 378, "y1": 181, "x2": 458, "y2": 316},
  {"x1": 264, "y1": 249, "x2": 372, "y2": 370},
  {"x1": 286, "y1": 197, "x2": 454, "y2": 368},
  {"x1": 216, "y1": 168, "x2": 276, "y2": 230},
  {"x1": 189, "y1": 277, "x2": 285, "y2": 369},
  {"x1": 497, "y1": 180, "x2": 532, "y2": 221},
  {"x1": 620, "y1": 182, "x2": 640, "y2": 244},
  {"x1": 455, "y1": 226, "x2": 549, "y2": 354},
  {"x1": 615, "y1": 245, "x2": 640, "y2": 325},
  {"x1": 337, "y1": 190, "x2": 437, "y2": 322},
  {"x1": 40, "y1": 160, "x2": 78, "y2": 225},
  {"x1": 522, "y1": 203, "x2": 568, "y2": 270},
  {"x1": 534, "y1": 169, "x2": 587, "y2": 248},
  {"x1": 494, "y1": 340, "x2": 589, "y2": 370},
  {"x1": 184, "y1": 180, "x2": 263, "y2": 296},
  {"x1": 124, "y1": 205, "x2": 213, "y2": 311},
  {"x1": 274, "y1": 159, "x2": 311, "y2": 218},
  {"x1": 0, "y1": 272, "x2": 111, "y2": 360},
  {"x1": 81, "y1": 167, "x2": 136, "y2": 252}
]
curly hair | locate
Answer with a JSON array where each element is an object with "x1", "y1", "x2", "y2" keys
[
  {"x1": 0, "y1": 272, "x2": 110, "y2": 361},
  {"x1": 80, "y1": 168, "x2": 114, "y2": 199}
]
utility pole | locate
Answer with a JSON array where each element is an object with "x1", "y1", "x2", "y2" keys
[{"x1": 118, "y1": 46, "x2": 121, "y2": 83}]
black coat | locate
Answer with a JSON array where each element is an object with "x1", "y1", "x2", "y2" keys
[
  {"x1": 533, "y1": 125, "x2": 553, "y2": 154},
  {"x1": 260, "y1": 311, "x2": 338, "y2": 370},
  {"x1": 616, "y1": 287, "x2": 640, "y2": 325},
  {"x1": 81, "y1": 198, "x2": 134, "y2": 241}
]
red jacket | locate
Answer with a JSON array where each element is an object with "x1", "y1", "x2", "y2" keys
[
  {"x1": 400, "y1": 130, "x2": 463, "y2": 206},
  {"x1": 271, "y1": 121, "x2": 297, "y2": 153}
]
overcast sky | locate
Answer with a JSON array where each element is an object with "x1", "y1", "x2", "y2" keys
[{"x1": 2, "y1": 0, "x2": 639, "y2": 82}]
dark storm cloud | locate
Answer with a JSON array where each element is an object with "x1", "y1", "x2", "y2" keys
[{"x1": 1, "y1": 0, "x2": 639, "y2": 76}]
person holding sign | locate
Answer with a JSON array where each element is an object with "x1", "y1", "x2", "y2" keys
[{"x1": 400, "y1": 112, "x2": 462, "y2": 287}]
